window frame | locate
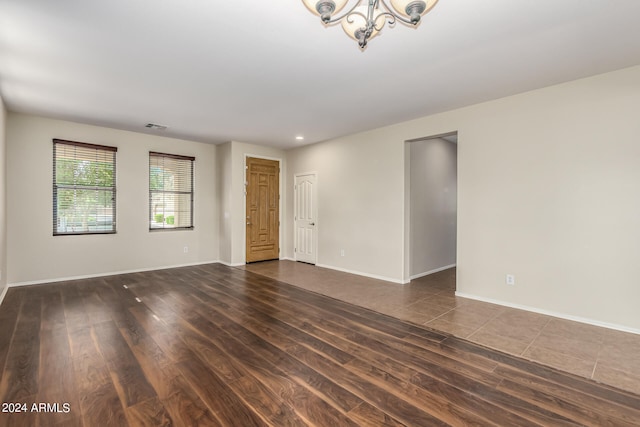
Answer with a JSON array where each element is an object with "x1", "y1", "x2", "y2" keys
[
  {"x1": 53, "y1": 139, "x2": 118, "y2": 236},
  {"x1": 149, "y1": 151, "x2": 195, "y2": 231}
]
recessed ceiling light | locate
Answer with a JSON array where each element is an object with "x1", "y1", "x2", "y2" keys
[{"x1": 295, "y1": 136, "x2": 304, "y2": 141}]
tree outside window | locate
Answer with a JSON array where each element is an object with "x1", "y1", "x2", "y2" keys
[{"x1": 53, "y1": 139, "x2": 117, "y2": 235}]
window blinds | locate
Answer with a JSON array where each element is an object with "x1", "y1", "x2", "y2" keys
[
  {"x1": 53, "y1": 139, "x2": 117, "y2": 235},
  {"x1": 149, "y1": 152, "x2": 195, "y2": 230}
]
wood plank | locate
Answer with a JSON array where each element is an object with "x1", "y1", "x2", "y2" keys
[
  {"x1": 119, "y1": 322, "x2": 178, "y2": 399},
  {"x1": 168, "y1": 278, "x2": 438, "y2": 425},
  {"x1": 165, "y1": 306, "x2": 336, "y2": 425},
  {"x1": 127, "y1": 304, "x2": 195, "y2": 365},
  {"x1": 160, "y1": 373, "x2": 222, "y2": 427},
  {"x1": 189, "y1": 270, "x2": 505, "y2": 390},
  {"x1": 410, "y1": 370, "x2": 578, "y2": 426},
  {"x1": 147, "y1": 289, "x2": 362, "y2": 425},
  {"x1": 494, "y1": 364, "x2": 640, "y2": 426},
  {"x1": 178, "y1": 358, "x2": 266, "y2": 427},
  {"x1": 0, "y1": 294, "x2": 41, "y2": 402},
  {"x1": 67, "y1": 326, "x2": 111, "y2": 395},
  {"x1": 0, "y1": 290, "x2": 23, "y2": 384},
  {"x1": 163, "y1": 291, "x2": 365, "y2": 415},
  {"x1": 287, "y1": 342, "x2": 449, "y2": 426},
  {"x1": 0, "y1": 394, "x2": 38, "y2": 427},
  {"x1": 62, "y1": 284, "x2": 124, "y2": 425},
  {"x1": 125, "y1": 397, "x2": 173, "y2": 427},
  {"x1": 117, "y1": 306, "x2": 221, "y2": 426},
  {"x1": 37, "y1": 325, "x2": 80, "y2": 427},
  {"x1": 445, "y1": 336, "x2": 640, "y2": 411},
  {"x1": 344, "y1": 356, "x2": 535, "y2": 427},
  {"x1": 80, "y1": 380, "x2": 129, "y2": 427},
  {"x1": 497, "y1": 378, "x2": 639, "y2": 427},
  {"x1": 0, "y1": 264, "x2": 638, "y2": 426},
  {"x1": 93, "y1": 321, "x2": 157, "y2": 408},
  {"x1": 60, "y1": 283, "x2": 92, "y2": 334},
  {"x1": 198, "y1": 263, "x2": 449, "y2": 342},
  {"x1": 347, "y1": 401, "x2": 407, "y2": 427}
]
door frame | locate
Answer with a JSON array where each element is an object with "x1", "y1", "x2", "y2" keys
[
  {"x1": 293, "y1": 171, "x2": 319, "y2": 264},
  {"x1": 243, "y1": 154, "x2": 283, "y2": 264},
  {"x1": 403, "y1": 131, "x2": 458, "y2": 283}
]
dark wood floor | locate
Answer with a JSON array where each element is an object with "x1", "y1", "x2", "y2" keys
[{"x1": 1, "y1": 264, "x2": 639, "y2": 426}]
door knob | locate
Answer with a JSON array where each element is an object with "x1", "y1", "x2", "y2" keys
[{"x1": 310, "y1": 222, "x2": 315, "y2": 226}]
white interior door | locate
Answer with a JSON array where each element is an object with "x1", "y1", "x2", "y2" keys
[{"x1": 294, "y1": 173, "x2": 317, "y2": 264}]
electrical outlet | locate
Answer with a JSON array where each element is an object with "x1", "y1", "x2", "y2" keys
[
  {"x1": 183, "y1": 246, "x2": 189, "y2": 253},
  {"x1": 340, "y1": 249, "x2": 345, "y2": 257},
  {"x1": 506, "y1": 274, "x2": 515, "y2": 286}
]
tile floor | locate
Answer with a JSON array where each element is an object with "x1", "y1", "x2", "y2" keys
[{"x1": 239, "y1": 260, "x2": 640, "y2": 396}]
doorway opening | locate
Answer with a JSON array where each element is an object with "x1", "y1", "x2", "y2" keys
[{"x1": 405, "y1": 132, "x2": 458, "y2": 282}]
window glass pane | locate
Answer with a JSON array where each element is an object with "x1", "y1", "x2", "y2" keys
[
  {"x1": 56, "y1": 149, "x2": 115, "y2": 187},
  {"x1": 56, "y1": 189, "x2": 114, "y2": 233},
  {"x1": 53, "y1": 140, "x2": 117, "y2": 235},
  {"x1": 149, "y1": 152, "x2": 194, "y2": 230}
]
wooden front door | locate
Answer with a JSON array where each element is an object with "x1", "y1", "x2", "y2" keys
[{"x1": 246, "y1": 157, "x2": 280, "y2": 263}]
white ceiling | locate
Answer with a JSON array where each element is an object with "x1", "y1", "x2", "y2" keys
[{"x1": 1, "y1": 1, "x2": 640, "y2": 149}]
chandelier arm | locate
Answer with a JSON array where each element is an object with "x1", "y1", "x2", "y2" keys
[
  {"x1": 322, "y1": 1, "x2": 366, "y2": 25},
  {"x1": 344, "y1": 10, "x2": 367, "y2": 23},
  {"x1": 378, "y1": 0, "x2": 418, "y2": 25},
  {"x1": 373, "y1": 12, "x2": 398, "y2": 30}
]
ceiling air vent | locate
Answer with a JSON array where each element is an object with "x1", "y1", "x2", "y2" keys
[{"x1": 145, "y1": 123, "x2": 167, "y2": 131}]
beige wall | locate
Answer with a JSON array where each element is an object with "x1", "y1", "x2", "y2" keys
[
  {"x1": 218, "y1": 141, "x2": 285, "y2": 265},
  {"x1": 0, "y1": 95, "x2": 6, "y2": 297},
  {"x1": 407, "y1": 65, "x2": 640, "y2": 332},
  {"x1": 409, "y1": 138, "x2": 457, "y2": 277},
  {"x1": 6, "y1": 114, "x2": 218, "y2": 284},
  {"x1": 287, "y1": 64, "x2": 640, "y2": 332},
  {"x1": 285, "y1": 126, "x2": 406, "y2": 282},
  {"x1": 217, "y1": 142, "x2": 233, "y2": 264}
]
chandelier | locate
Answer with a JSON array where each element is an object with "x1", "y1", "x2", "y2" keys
[{"x1": 302, "y1": 0, "x2": 439, "y2": 49}]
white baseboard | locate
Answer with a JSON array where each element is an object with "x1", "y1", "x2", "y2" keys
[
  {"x1": 216, "y1": 260, "x2": 246, "y2": 267},
  {"x1": 220, "y1": 257, "x2": 294, "y2": 267},
  {"x1": 455, "y1": 291, "x2": 640, "y2": 336},
  {"x1": 7, "y1": 260, "x2": 219, "y2": 288},
  {"x1": 315, "y1": 263, "x2": 404, "y2": 284},
  {"x1": 410, "y1": 264, "x2": 456, "y2": 280}
]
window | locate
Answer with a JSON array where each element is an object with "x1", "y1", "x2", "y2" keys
[
  {"x1": 53, "y1": 139, "x2": 117, "y2": 235},
  {"x1": 149, "y1": 152, "x2": 195, "y2": 230}
]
